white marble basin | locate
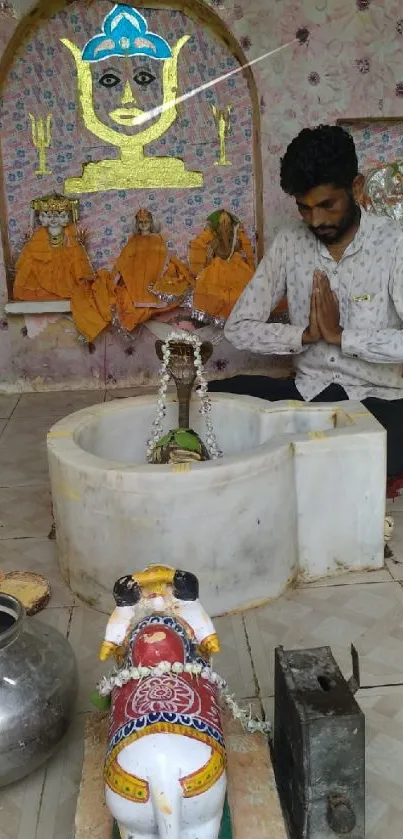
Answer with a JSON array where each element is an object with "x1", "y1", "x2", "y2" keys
[{"x1": 47, "y1": 395, "x2": 386, "y2": 615}]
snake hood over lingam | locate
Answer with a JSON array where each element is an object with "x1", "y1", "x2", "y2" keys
[{"x1": 147, "y1": 331, "x2": 222, "y2": 465}]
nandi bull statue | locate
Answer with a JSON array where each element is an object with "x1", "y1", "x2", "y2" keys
[{"x1": 97, "y1": 564, "x2": 227, "y2": 839}]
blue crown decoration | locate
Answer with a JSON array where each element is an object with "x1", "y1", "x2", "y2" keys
[{"x1": 82, "y1": 5, "x2": 172, "y2": 63}]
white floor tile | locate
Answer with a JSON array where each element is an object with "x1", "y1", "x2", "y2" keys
[{"x1": 0, "y1": 488, "x2": 52, "y2": 539}]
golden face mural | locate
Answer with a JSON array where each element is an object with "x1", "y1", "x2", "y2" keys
[{"x1": 61, "y1": 5, "x2": 203, "y2": 193}]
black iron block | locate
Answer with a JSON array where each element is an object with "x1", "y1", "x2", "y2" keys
[{"x1": 273, "y1": 645, "x2": 365, "y2": 839}]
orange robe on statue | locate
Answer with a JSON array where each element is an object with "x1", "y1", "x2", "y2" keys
[
  {"x1": 114, "y1": 233, "x2": 192, "y2": 333},
  {"x1": 189, "y1": 227, "x2": 255, "y2": 323},
  {"x1": 13, "y1": 225, "x2": 93, "y2": 301},
  {"x1": 70, "y1": 270, "x2": 116, "y2": 343},
  {"x1": 14, "y1": 225, "x2": 115, "y2": 342}
]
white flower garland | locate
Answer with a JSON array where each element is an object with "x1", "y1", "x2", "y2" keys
[
  {"x1": 146, "y1": 331, "x2": 222, "y2": 462},
  {"x1": 97, "y1": 659, "x2": 271, "y2": 736}
]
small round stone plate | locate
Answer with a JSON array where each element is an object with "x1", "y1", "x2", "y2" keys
[{"x1": 0, "y1": 571, "x2": 51, "y2": 615}]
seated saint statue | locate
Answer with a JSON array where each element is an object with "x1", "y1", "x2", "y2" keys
[
  {"x1": 13, "y1": 194, "x2": 94, "y2": 301},
  {"x1": 113, "y1": 209, "x2": 192, "y2": 333},
  {"x1": 13, "y1": 193, "x2": 114, "y2": 343},
  {"x1": 187, "y1": 209, "x2": 255, "y2": 326}
]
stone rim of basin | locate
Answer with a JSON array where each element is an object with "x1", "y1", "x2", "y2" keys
[{"x1": 46, "y1": 395, "x2": 368, "y2": 472}]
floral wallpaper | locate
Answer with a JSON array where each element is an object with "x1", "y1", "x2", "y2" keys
[
  {"x1": 0, "y1": 0, "x2": 403, "y2": 390},
  {"x1": 340, "y1": 119, "x2": 403, "y2": 171}
]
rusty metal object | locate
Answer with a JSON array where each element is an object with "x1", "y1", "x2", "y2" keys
[
  {"x1": 327, "y1": 792, "x2": 357, "y2": 835},
  {"x1": 155, "y1": 339, "x2": 213, "y2": 428},
  {"x1": 273, "y1": 645, "x2": 365, "y2": 839}
]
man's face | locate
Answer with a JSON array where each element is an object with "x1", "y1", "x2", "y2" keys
[{"x1": 295, "y1": 183, "x2": 360, "y2": 244}]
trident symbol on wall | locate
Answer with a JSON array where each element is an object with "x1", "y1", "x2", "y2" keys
[
  {"x1": 211, "y1": 105, "x2": 233, "y2": 167},
  {"x1": 29, "y1": 113, "x2": 53, "y2": 176}
]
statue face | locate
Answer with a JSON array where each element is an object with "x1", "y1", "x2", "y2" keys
[
  {"x1": 37, "y1": 209, "x2": 70, "y2": 237},
  {"x1": 136, "y1": 212, "x2": 153, "y2": 233},
  {"x1": 49, "y1": 210, "x2": 70, "y2": 231},
  {"x1": 38, "y1": 210, "x2": 50, "y2": 227},
  {"x1": 92, "y1": 59, "x2": 163, "y2": 135},
  {"x1": 218, "y1": 211, "x2": 233, "y2": 236},
  {"x1": 38, "y1": 209, "x2": 70, "y2": 228}
]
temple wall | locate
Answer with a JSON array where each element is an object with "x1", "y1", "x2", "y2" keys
[{"x1": 0, "y1": 0, "x2": 401, "y2": 392}]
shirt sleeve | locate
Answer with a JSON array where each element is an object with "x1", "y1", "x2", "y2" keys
[
  {"x1": 342, "y1": 237, "x2": 403, "y2": 364},
  {"x1": 224, "y1": 231, "x2": 306, "y2": 355}
]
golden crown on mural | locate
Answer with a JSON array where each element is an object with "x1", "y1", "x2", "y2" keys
[{"x1": 31, "y1": 193, "x2": 79, "y2": 221}]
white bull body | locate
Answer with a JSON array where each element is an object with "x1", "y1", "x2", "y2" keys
[
  {"x1": 100, "y1": 569, "x2": 227, "y2": 839},
  {"x1": 107, "y1": 732, "x2": 226, "y2": 839}
]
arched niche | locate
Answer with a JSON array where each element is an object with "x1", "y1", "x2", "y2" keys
[{"x1": 0, "y1": 0, "x2": 263, "y2": 300}]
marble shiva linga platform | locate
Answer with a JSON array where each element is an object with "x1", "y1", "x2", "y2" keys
[{"x1": 48, "y1": 335, "x2": 386, "y2": 616}]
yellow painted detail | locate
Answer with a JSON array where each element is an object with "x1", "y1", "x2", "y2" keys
[
  {"x1": 104, "y1": 758, "x2": 149, "y2": 803},
  {"x1": 60, "y1": 37, "x2": 203, "y2": 193},
  {"x1": 308, "y1": 431, "x2": 327, "y2": 440},
  {"x1": 29, "y1": 113, "x2": 52, "y2": 175},
  {"x1": 181, "y1": 749, "x2": 226, "y2": 797},
  {"x1": 105, "y1": 748, "x2": 225, "y2": 804},
  {"x1": 99, "y1": 640, "x2": 120, "y2": 661},
  {"x1": 200, "y1": 633, "x2": 221, "y2": 656},
  {"x1": 211, "y1": 105, "x2": 232, "y2": 167},
  {"x1": 133, "y1": 565, "x2": 175, "y2": 593},
  {"x1": 171, "y1": 463, "x2": 191, "y2": 473}
]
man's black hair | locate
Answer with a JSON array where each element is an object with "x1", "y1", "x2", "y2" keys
[{"x1": 280, "y1": 125, "x2": 359, "y2": 196}]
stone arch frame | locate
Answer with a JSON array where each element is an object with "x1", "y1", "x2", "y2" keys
[{"x1": 0, "y1": 0, "x2": 264, "y2": 300}]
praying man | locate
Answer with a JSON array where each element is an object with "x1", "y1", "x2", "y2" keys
[{"x1": 210, "y1": 124, "x2": 403, "y2": 494}]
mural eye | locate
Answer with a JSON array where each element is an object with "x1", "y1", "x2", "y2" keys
[
  {"x1": 99, "y1": 72, "x2": 121, "y2": 88},
  {"x1": 133, "y1": 70, "x2": 156, "y2": 87}
]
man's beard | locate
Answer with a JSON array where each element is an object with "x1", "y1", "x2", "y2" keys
[{"x1": 309, "y1": 196, "x2": 360, "y2": 244}]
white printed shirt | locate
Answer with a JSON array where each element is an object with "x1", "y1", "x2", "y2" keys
[{"x1": 224, "y1": 210, "x2": 403, "y2": 401}]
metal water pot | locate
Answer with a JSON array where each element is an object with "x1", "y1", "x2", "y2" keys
[{"x1": 0, "y1": 592, "x2": 78, "y2": 786}]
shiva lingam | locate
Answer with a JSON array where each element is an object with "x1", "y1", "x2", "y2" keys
[{"x1": 147, "y1": 333, "x2": 221, "y2": 465}]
